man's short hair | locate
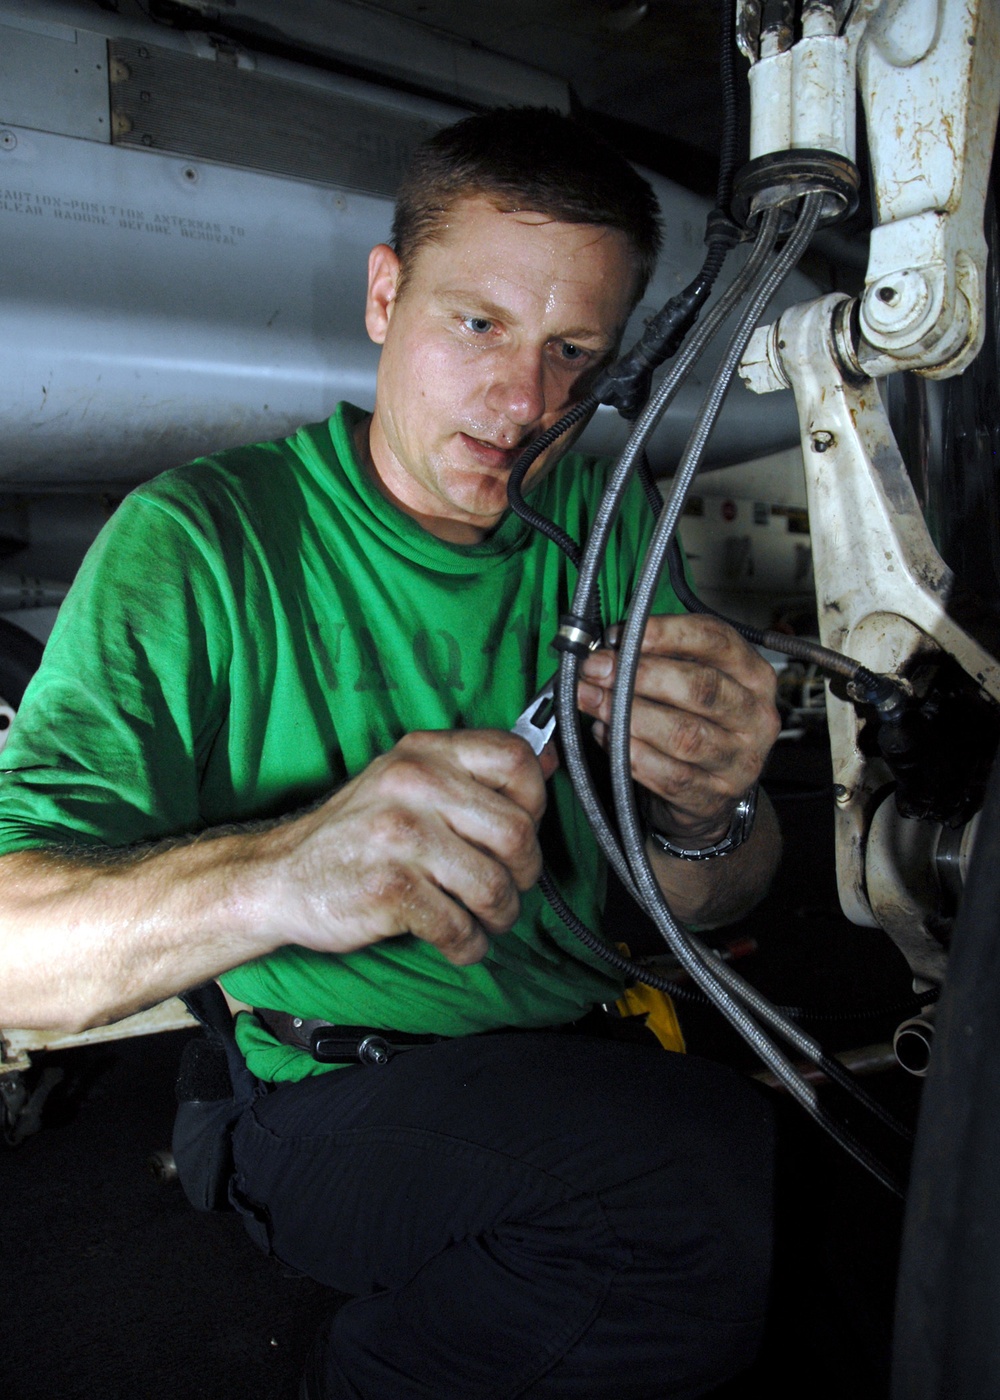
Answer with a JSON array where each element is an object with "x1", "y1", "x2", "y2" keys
[{"x1": 392, "y1": 107, "x2": 663, "y2": 303}]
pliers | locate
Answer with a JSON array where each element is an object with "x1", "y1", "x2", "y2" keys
[{"x1": 510, "y1": 675, "x2": 558, "y2": 757}]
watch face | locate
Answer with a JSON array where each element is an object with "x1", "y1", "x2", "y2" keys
[{"x1": 649, "y1": 783, "x2": 759, "y2": 860}]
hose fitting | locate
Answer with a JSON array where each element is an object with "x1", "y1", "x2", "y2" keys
[
  {"x1": 593, "y1": 239, "x2": 732, "y2": 421},
  {"x1": 552, "y1": 614, "x2": 601, "y2": 658}
]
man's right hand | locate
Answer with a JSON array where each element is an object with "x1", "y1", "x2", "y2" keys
[
  {"x1": 0, "y1": 728, "x2": 548, "y2": 1031},
  {"x1": 265, "y1": 729, "x2": 548, "y2": 966}
]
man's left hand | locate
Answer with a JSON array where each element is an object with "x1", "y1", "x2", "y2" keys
[{"x1": 576, "y1": 614, "x2": 781, "y2": 848}]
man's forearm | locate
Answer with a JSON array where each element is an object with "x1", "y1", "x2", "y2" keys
[
  {"x1": 0, "y1": 833, "x2": 283, "y2": 1033},
  {"x1": 0, "y1": 728, "x2": 552, "y2": 1035},
  {"x1": 644, "y1": 790, "x2": 781, "y2": 927}
]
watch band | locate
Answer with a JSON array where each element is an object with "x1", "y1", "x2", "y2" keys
[{"x1": 646, "y1": 783, "x2": 759, "y2": 861}]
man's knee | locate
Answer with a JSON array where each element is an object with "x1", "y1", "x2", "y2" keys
[{"x1": 608, "y1": 1065, "x2": 774, "y2": 1326}]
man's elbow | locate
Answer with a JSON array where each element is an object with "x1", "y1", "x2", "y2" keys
[
  {"x1": 0, "y1": 968, "x2": 104, "y2": 1036},
  {"x1": 0, "y1": 852, "x2": 102, "y2": 1031}
]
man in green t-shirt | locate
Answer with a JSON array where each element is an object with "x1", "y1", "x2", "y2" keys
[{"x1": 0, "y1": 110, "x2": 782, "y2": 1398}]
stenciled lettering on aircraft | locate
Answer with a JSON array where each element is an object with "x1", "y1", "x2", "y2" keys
[{"x1": 0, "y1": 188, "x2": 247, "y2": 243}]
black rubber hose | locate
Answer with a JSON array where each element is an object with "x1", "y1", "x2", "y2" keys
[
  {"x1": 505, "y1": 395, "x2": 597, "y2": 566},
  {"x1": 662, "y1": 534, "x2": 907, "y2": 708},
  {"x1": 715, "y1": 0, "x2": 740, "y2": 220}
]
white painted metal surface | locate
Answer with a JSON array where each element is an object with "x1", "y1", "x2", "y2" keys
[
  {"x1": 0, "y1": 15, "x2": 109, "y2": 142},
  {"x1": 738, "y1": 0, "x2": 1000, "y2": 976},
  {"x1": 739, "y1": 0, "x2": 1000, "y2": 380},
  {"x1": 740, "y1": 293, "x2": 1000, "y2": 973},
  {"x1": 746, "y1": 18, "x2": 856, "y2": 164},
  {"x1": 7, "y1": 0, "x2": 572, "y2": 115},
  {"x1": 0, "y1": 124, "x2": 391, "y2": 486},
  {"x1": 857, "y1": 0, "x2": 1000, "y2": 376},
  {"x1": 0, "y1": 997, "x2": 196, "y2": 1074}
]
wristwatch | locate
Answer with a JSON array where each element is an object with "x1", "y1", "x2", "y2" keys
[{"x1": 646, "y1": 783, "x2": 759, "y2": 861}]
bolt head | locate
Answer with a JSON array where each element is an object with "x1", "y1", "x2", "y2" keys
[
  {"x1": 863, "y1": 270, "x2": 931, "y2": 338},
  {"x1": 358, "y1": 1035, "x2": 391, "y2": 1066}
]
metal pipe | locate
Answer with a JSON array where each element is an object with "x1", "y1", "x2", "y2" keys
[{"x1": 894, "y1": 1014, "x2": 936, "y2": 1077}]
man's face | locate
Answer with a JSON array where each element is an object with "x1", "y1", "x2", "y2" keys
[{"x1": 363, "y1": 196, "x2": 640, "y2": 543}]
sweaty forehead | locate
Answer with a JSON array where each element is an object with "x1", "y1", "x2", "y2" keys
[
  {"x1": 431, "y1": 196, "x2": 632, "y2": 259},
  {"x1": 412, "y1": 196, "x2": 640, "y2": 314}
]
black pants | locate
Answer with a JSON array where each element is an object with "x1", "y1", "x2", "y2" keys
[{"x1": 229, "y1": 1031, "x2": 774, "y2": 1399}]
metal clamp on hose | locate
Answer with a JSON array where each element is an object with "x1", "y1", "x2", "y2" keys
[{"x1": 552, "y1": 613, "x2": 600, "y2": 658}]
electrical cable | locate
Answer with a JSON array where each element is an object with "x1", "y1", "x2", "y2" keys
[
  {"x1": 650, "y1": 974, "x2": 939, "y2": 1034},
  {"x1": 542, "y1": 193, "x2": 909, "y2": 1192},
  {"x1": 592, "y1": 242, "x2": 732, "y2": 422},
  {"x1": 714, "y1": 0, "x2": 740, "y2": 228},
  {"x1": 505, "y1": 396, "x2": 596, "y2": 567},
  {"x1": 777, "y1": 986, "x2": 940, "y2": 1024}
]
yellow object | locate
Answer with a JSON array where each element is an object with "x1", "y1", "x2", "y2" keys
[{"x1": 614, "y1": 949, "x2": 686, "y2": 1053}]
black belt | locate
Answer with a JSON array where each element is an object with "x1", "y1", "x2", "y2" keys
[{"x1": 254, "y1": 1008, "x2": 445, "y2": 1066}]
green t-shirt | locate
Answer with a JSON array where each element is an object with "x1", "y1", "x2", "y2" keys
[{"x1": 0, "y1": 403, "x2": 681, "y2": 1079}]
